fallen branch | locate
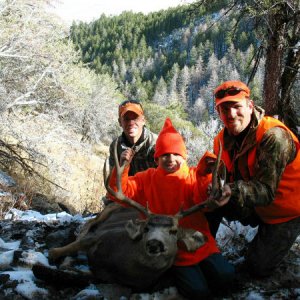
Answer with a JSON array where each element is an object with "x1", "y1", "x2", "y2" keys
[{"x1": 0, "y1": 139, "x2": 67, "y2": 191}]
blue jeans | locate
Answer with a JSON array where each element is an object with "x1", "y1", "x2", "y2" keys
[{"x1": 172, "y1": 253, "x2": 235, "y2": 299}]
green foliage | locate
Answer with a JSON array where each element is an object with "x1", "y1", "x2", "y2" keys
[
  {"x1": 70, "y1": 1, "x2": 265, "y2": 126},
  {"x1": 70, "y1": 2, "x2": 259, "y2": 82},
  {"x1": 143, "y1": 102, "x2": 198, "y2": 135}
]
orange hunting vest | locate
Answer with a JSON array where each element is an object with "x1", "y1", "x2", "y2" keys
[{"x1": 214, "y1": 117, "x2": 300, "y2": 224}]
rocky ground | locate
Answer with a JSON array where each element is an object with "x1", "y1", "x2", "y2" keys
[{"x1": 0, "y1": 208, "x2": 299, "y2": 300}]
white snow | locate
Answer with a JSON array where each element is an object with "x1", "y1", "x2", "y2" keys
[
  {"x1": 73, "y1": 284, "x2": 103, "y2": 299},
  {"x1": 245, "y1": 291, "x2": 265, "y2": 300},
  {"x1": 1, "y1": 263, "x2": 51, "y2": 299},
  {"x1": 217, "y1": 219, "x2": 258, "y2": 250},
  {"x1": 0, "y1": 250, "x2": 15, "y2": 268},
  {"x1": 4, "y1": 208, "x2": 85, "y2": 223},
  {"x1": 0, "y1": 237, "x2": 21, "y2": 250},
  {"x1": 2, "y1": 269, "x2": 35, "y2": 282},
  {"x1": 19, "y1": 250, "x2": 50, "y2": 267},
  {"x1": 16, "y1": 281, "x2": 49, "y2": 299}
]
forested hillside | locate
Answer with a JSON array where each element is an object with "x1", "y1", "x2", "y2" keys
[
  {"x1": 70, "y1": 0, "x2": 263, "y2": 127},
  {"x1": 71, "y1": 0, "x2": 299, "y2": 137}
]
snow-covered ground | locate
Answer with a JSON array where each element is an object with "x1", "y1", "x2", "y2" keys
[{"x1": 0, "y1": 209, "x2": 299, "y2": 299}]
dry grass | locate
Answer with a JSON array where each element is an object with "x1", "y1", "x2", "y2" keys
[{"x1": 2, "y1": 114, "x2": 110, "y2": 215}]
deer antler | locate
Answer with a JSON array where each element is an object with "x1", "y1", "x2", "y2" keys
[
  {"x1": 176, "y1": 139, "x2": 226, "y2": 219},
  {"x1": 103, "y1": 138, "x2": 150, "y2": 217}
]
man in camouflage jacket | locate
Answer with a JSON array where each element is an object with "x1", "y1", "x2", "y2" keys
[
  {"x1": 206, "y1": 80, "x2": 300, "y2": 277},
  {"x1": 109, "y1": 127, "x2": 157, "y2": 176}
]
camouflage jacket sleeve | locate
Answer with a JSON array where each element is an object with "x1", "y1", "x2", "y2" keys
[
  {"x1": 229, "y1": 127, "x2": 297, "y2": 208},
  {"x1": 108, "y1": 139, "x2": 117, "y2": 171}
]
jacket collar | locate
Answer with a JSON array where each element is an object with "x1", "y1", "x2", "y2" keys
[{"x1": 157, "y1": 161, "x2": 189, "y2": 177}]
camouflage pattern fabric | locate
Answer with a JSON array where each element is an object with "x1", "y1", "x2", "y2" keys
[
  {"x1": 208, "y1": 105, "x2": 300, "y2": 277},
  {"x1": 109, "y1": 126, "x2": 157, "y2": 176},
  {"x1": 245, "y1": 215, "x2": 300, "y2": 277},
  {"x1": 223, "y1": 106, "x2": 297, "y2": 210},
  {"x1": 102, "y1": 127, "x2": 157, "y2": 206}
]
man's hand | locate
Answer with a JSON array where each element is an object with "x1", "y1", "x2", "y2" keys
[
  {"x1": 120, "y1": 148, "x2": 135, "y2": 166},
  {"x1": 206, "y1": 184, "x2": 231, "y2": 210}
]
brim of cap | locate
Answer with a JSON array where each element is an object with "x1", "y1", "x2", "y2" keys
[
  {"x1": 120, "y1": 106, "x2": 143, "y2": 117},
  {"x1": 215, "y1": 93, "x2": 248, "y2": 106}
]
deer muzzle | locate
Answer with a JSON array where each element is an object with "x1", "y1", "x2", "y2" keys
[{"x1": 146, "y1": 239, "x2": 166, "y2": 255}]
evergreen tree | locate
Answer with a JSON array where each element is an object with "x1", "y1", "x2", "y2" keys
[
  {"x1": 199, "y1": 69, "x2": 219, "y2": 115},
  {"x1": 153, "y1": 77, "x2": 168, "y2": 106},
  {"x1": 178, "y1": 65, "x2": 190, "y2": 109}
]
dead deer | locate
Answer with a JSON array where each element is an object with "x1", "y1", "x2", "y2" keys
[{"x1": 48, "y1": 139, "x2": 224, "y2": 290}]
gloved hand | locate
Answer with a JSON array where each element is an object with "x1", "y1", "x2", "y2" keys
[{"x1": 196, "y1": 151, "x2": 217, "y2": 177}]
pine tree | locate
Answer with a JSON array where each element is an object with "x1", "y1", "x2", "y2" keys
[
  {"x1": 153, "y1": 77, "x2": 168, "y2": 106},
  {"x1": 178, "y1": 65, "x2": 190, "y2": 109}
]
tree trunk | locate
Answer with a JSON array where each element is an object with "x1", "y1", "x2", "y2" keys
[
  {"x1": 263, "y1": 2, "x2": 300, "y2": 138},
  {"x1": 279, "y1": 10, "x2": 300, "y2": 137},
  {"x1": 263, "y1": 15, "x2": 286, "y2": 116}
]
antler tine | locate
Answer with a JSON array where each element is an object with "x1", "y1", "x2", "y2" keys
[
  {"x1": 210, "y1": 139, "x2": 223, "y2": 198},
  {"x1": 103, "y1": 138, "x2": 149, "y2": 217},
  {"x1": 175, "y1": 202, "x2": 208, "y2": 219},
  {"x1": 219, "y1": 156, "x2": 226, "y2": 189},
  {"x1": 175, "y1": 140, "x2": 223, "y2": 219}
]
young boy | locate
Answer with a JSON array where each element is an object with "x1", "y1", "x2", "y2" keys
[{"x1": 109, "y1": 118, "x2": 235, "y2": 299}]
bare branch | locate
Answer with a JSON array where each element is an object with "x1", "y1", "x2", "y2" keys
[
  {"x1": 0, "y1": 139, "x2": 67, "y2": 191},
  {"x1": 7, "y1": 67, "x2": 51, "y2": 109},
  {"x1": 0, "y1": 53, "x2": 29, "y2": 59},
  {"x1": 0, "y1": 0, "x2": 18, "y2": 15}
]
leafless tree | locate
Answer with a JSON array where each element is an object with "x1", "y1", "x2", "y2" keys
[{"x1": 0, "y1": 0, "x2": 121, "y2": 206}]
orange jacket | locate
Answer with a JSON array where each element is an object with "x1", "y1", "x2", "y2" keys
[
  {"x1": 214, "y1": 116, "x2": 300, "y2": 224},
  {"x1": 109, "y1": 162, "x2": 219, "y2": 266}
]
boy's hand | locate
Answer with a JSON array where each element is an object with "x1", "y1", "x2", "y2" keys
[
  {"x1": 197, "y1": 151, "x2": 217, "y2": 176},
  {"x1": 120, "y1": 148, "x2": 135, "y2": 166}
]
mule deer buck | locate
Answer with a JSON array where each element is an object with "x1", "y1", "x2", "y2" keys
[{"x1": 47, "y1": 139, "x2": 224, "y2": 290}]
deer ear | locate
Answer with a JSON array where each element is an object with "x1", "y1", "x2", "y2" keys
[
  {"x1": 178, "y1": 228, "x2": 207, "y2": 252},
  {"x1": 125, "y1": 220, "x2": 145, "y2": 240}
]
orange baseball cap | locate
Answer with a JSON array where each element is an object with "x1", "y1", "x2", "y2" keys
[
  {"x1": 214, "y1": 80, "x2": 250, "y2": 107},
  {"x1": 118, "y1": 100, "x2": 144, "y2": 117}
]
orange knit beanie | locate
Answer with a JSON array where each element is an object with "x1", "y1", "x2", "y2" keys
[{"x1": 154, "y1": 118, "x2": 187, "y2": 159}]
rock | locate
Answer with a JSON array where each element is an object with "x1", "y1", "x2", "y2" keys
[
  {"x1": 45, "y1": 225, "x2": 79, "y2": 249},
  {"x1": 30, "y1": 193, "x2": 64, "y2": 215},
  {"x1": 0, "y1": 171, "x2": 16, "y2": 188},
  {"x1": 0, "y1": 192, "x2": 15, "y2": 217},
  {"x1": 32, "y1": 264, "x2": 93, "y2": 289}
]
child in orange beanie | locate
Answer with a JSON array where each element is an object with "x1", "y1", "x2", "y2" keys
[{"x1": 109, "y1": 118, "x2": 235, "y2": 299}]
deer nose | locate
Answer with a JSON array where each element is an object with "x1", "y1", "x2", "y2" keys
[{"x1": 146, "y1": 239, "x2": 165, "y2": 254}]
